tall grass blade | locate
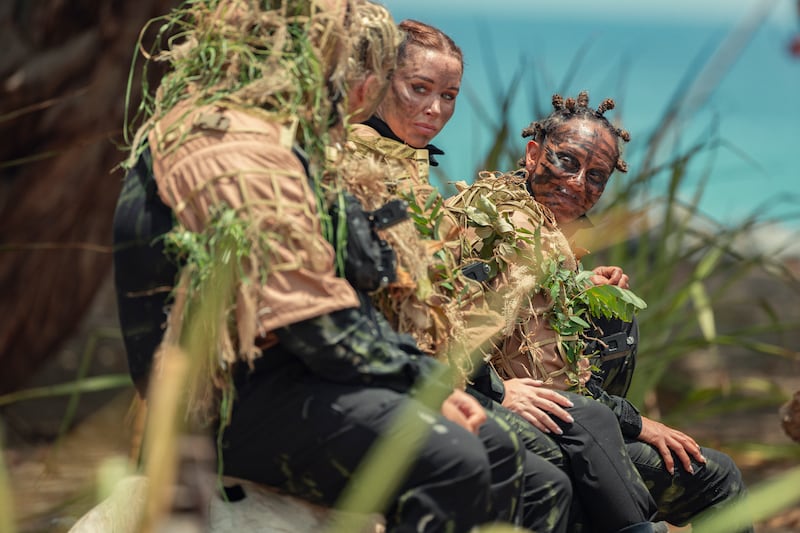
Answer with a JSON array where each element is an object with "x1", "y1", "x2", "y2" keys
[
  {"x1": 0, "y1": 375, "x2": 131, "y2": 408},
  {"x1": 692, "y1": 465, "x2": 800, "y2": 533},
  {"x1": 0, "y1": 443, "x2": 15, "y2": 533}
]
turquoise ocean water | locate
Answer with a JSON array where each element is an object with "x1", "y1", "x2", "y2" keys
[{"x1": 380, "y1": 1, "x2": 800, "y2": 231}]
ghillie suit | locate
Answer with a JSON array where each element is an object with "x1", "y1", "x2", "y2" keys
[
  {"x1": 121, "y1": 0, "x2": 398, "y2": 426},
  {"x1": 446, "y1": 171, "x2": 645, "y2": 391},
  {"x1": 338, "y1": 123, "x2": 504, "y2": 385}
]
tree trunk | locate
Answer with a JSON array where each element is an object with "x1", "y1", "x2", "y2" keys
[{"x1": 0, "y1": 0, "x2": 178, "y2": 394}]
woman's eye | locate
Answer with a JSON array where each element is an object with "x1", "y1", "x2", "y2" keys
[
  {"x1": 557, "y1": 153, "x2": 577, "y2": 170},
  {"x1": 587, "y1": 170, "x2": 607, "y2": 185},
  {"x1": 442, "y1": 92, "x2": 457, "y2": 101},
  {"x1": 412, "y1": 84, "x2": 427, "y2": 94}
]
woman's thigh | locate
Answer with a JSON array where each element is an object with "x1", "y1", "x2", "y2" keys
[{"x1": 221, "y1": 374, "x2": 492, "y2": 512}]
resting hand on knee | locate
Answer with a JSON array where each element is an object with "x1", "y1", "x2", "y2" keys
[
  {"x1": 501, "y1": 378, "x2": 575, "y2": 434},
  {"x1": 638, "y1": 416, "x2": 707, "y2": 474}
]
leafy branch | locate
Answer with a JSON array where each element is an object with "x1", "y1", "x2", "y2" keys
[{"x1": 450, "y1": 173, "x2": 648, "y2": 390}]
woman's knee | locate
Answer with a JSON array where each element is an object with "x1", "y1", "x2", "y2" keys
[
  {"x1": 697, "y1": 447, "x2": 747, "y2": 496},
  {"x1": 560, "y1": 392, "x2": 619, "y2": 434},
  {"x1": 520, "y1": 453, "x2": 573, "y2": 532},
  {"x1": 394, "y1": 422, "x2": 495, "y2": 529},
  {"x1": 418, "y1": 418, "x2": 494, "y2": 487},
  {"x1": 568, "y1": 392, "x2": 616, "y2": 419},
  {"x1": 525, "y1": 451, "x2": 572, "y2": 501}
]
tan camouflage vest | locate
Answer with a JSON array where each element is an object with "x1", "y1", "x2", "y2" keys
[
  {"x1": 446, "y1": 173, "x2": 590, "y2": 391},
  {"x1": 148, "y1": 99, "x2": 359, "y2": 366},
  {"x1": 338, "y1": 124, "x2": 504, "y2": 381}
]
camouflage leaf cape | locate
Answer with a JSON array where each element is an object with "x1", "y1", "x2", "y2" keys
[
  {"x1": 124, "y1": 0, "x2": 399, "y2": 423},
  {"x1": 337, "y1": 124, "x2": 503, "y2": 385},
  {"x1": 446, "y1": 171, "x2": 625, "y2": 391}
]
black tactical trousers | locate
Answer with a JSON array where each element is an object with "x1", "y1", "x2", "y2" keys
[
  {"x1": 483, "y1": 410, "x2": 573, "y2": 532},
  {"x1": 221, "y1": 362, "x2": 570, "y2": 532},
  {"x1": 476, "y1": 389, "x2": 657, "y2": 533},
  {"x1": 626, "y1": 440, "x2": 752, "y2": 532}
]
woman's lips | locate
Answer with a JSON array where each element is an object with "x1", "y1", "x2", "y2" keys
[
  {"x1": 556, "y1": 188, "x2": 579, "y2": 202},
  {"x1": 413, "y1": 122, "x2": 437, "y2": 135}
]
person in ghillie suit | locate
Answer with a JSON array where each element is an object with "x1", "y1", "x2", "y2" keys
[
  {"x1": 340, "y1": 21, "x2": 665, "y2": 533},
  {"x1": 462, "y1": 91, "x2": 753, "y2": 532},
  {"x1": 335, "y1": 18, "x2": 580, "y2": 533},
  {"x1": 113, "y1": 1, "x2": 553, "y2": 530}
]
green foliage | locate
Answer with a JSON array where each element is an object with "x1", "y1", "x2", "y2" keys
[
  {"x1": 403, "y1": 187, "x2": 479, "y2": 307},
  {"x1": 164, "y1": 205, "x2": 257, "y2": 361},
  {"x1": 457, "y1": 180, "x2": 538, "y2": 278},
  {"x1": 164, "y1": 206, "x2": 260, "y2": 292},
  {"x1": 543, "y1": 265, "x2": 647, "y2": 331},
  {"x1": 583, "y1": 283, "x2": 648, "y2": 323},
  {"x1": 538, "y1": 256, "x2": 647, "y2": 388},
  {"x1": 451, "y1": 176, "x2": 649, "y2": 389},
  {"x1": 0, "y1": 375, "x2": 131, "y2": 409},
  {"x1": 0, "y1": 446, "x2": 13, "y2": 533},
  {"x1": 125, "y1": 2, "x2": 329, "y2": 143},
  {"x1": 405, "y1": 186, "x2": 446, "y2": 240}
]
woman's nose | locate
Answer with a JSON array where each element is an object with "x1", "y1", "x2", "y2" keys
[
  {"x1": 425, "y1": 97, "x2": 441, "y2": 116},
  {"x1": 565, "y1": 170, "x2": 585, "y2": 189}
]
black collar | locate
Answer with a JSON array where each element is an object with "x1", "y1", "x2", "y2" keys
[{"x1": 362, "y1": 116, "x2": 444, "y2": 167}]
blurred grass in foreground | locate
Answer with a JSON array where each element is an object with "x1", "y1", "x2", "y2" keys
[{"x1": 2, "y1": 3, "x2": 800, "y2": 531}]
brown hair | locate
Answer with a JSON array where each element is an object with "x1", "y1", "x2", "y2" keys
[
  {"x1": 344, "y1": 1, "x2": 401, "y2": 85},
  {"x1": 397, "y1": 19, "x2": 463, "y2": 70},
  {"x1": 520, "y1": 91, "x2": 631, "y2": 173}
]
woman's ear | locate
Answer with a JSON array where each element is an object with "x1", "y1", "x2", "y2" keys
[
  {"x1": 525, "y1": 140, "x2": 541, "y2": 173},
  {"x1": 348, "y1": 73, "x2": 388, "y2": 123}
]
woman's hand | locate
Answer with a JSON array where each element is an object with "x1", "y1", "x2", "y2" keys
[
  {"x1": 501, "y1": 378, "x2": 575, "y2": 434},
  {"x1": 590, "y1": 265, "x2": 629, "y2": 289},
  {"x1": 638, "y1": 416, "x2": 707, "y2": 474},
  {"x1": 441, "y1": 389, "x2": 487, "y2": 434}
]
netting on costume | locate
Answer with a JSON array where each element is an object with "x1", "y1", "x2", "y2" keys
[
  {"x1": 122, "y1": 0, "x2": 400, "y2": 425},
  {"x1": 334, "y1": 135, "x2": 495, "y2": 385},
  {"x1": 446, "y1": 171, "x2": 595, "y2": 390}
]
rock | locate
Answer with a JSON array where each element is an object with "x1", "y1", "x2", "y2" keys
[
  {"x1": 68, "y1": 475, "x2": 384, "y2": 533},
  {"x1": 67, "y1": 476, "x2": 148, "y2": 533},
  {"x1": 210, "y1": 479, "x2": 384, "y2": 533},
  {"x1": 780, "y1": 390, "x2": 800, "y2": 443}
]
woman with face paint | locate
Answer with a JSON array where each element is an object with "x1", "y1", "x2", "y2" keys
[
  {"x1": 505, "y1": 92, "x2": 753, "y2": 532},
  {"x1": 373, "y1": 26, "x2": 460, "y2": 148},
  {"x1": 453, "y1": 91, "x2": 750, "y2": 532},
  {"x1": 342, "y1": 21, "x2": 671, "y2": 533}
]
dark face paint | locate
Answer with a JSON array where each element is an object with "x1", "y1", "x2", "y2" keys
[
  {"x1": 526, "y1": 118, "x2": 618, "y2": 224},
  {"x1": 375, "y1": 45, "x2": 462, "y2": 148}
]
